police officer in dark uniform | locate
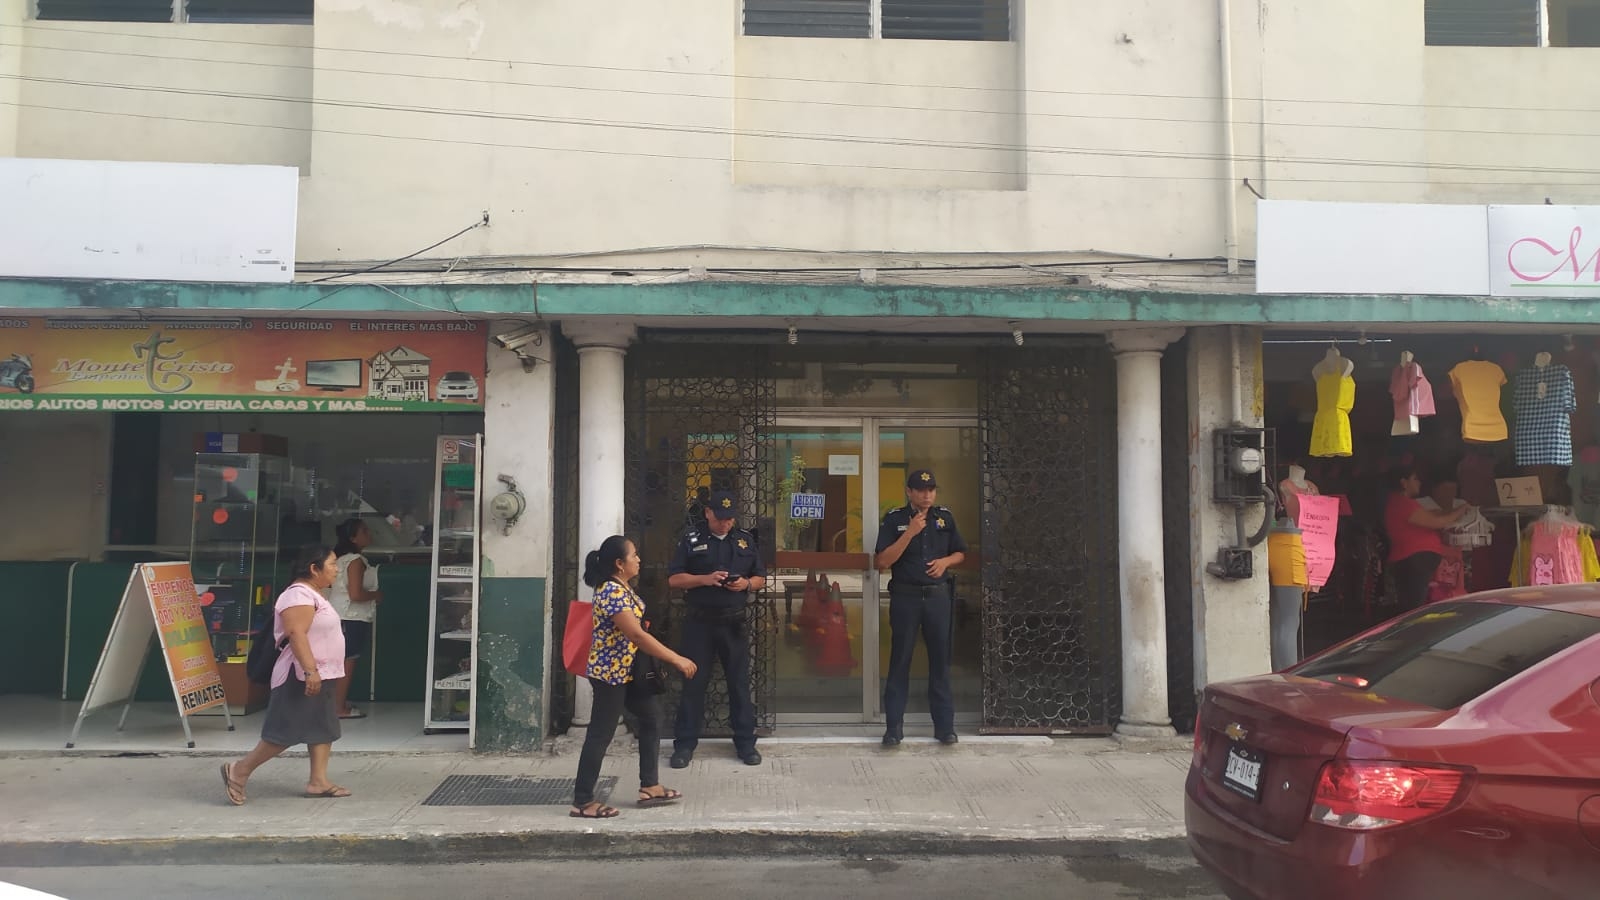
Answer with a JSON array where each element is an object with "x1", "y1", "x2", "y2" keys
[
  {"x1": 668, "y1": 491, "x2": 767, "y2": 767},
  {"x1": 874, "y1": 469, "x2": 967, "y2": 747}
]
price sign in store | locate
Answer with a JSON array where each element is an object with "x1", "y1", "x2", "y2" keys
[{"x1": 790, "y1": 493, "x2": 827, "y2": 520}]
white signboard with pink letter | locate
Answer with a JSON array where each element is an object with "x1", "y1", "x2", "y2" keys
[{"x1": 1488, "y1": 205, "x2": 1600, "y2": 299}]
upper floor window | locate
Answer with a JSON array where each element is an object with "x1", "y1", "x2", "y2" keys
[
  {"x1": 744, "y1": 0, "x2": 1010, "y2": 41},
  {"x1": 36, "y1": 0, "x2": 313, "y2": 24},
  {"x1": 1425, "y1": 0, "x2": 1600, "y2": 47}
]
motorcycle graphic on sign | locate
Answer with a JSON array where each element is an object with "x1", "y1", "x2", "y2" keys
[{"x1": 0, "y1": 353, "x2": 34, "y2": 393}]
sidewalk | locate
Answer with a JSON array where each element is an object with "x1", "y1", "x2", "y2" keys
[{"x1": 0, "y1": 736, "x2": 1192, "y2": 866}]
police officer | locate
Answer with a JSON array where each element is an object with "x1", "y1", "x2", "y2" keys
[
  {"x1": 668, "y1": 490, "x2": 767, "y2": 767},
  {"x1": 874, "y1": 469, "x2": 967, "y2": 747}
]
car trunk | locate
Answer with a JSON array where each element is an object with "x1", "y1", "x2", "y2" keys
[{"x1": 1197, "y1": 676, "x2": 1446, "y2": 841}]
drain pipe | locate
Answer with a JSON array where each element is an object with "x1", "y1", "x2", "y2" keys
[
  {"x1": 1229, "y1": 325, "x2": 1244, "y2": 426},
  {"x1": 1217, "y1": 0, "x2": 1241, "y2": 275}
]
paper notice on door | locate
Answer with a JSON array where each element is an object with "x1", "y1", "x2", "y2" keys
[{"x1": 827, "y1": 454, "x2": 860, "y2": 476}]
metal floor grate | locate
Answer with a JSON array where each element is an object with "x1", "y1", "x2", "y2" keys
[{"x1": 421, "y1": 775, "x2": 616, "y2": 807}]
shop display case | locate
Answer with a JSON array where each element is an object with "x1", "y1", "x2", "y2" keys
[
  {"x1": 189, "y1": 448, "x2": 288, "y2": 715},
  {"x1": 423, "y1": 434, "x2": 483, "y2": 733}
]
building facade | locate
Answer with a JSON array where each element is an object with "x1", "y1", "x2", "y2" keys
[{"x1": 3, "y1": 1, "x2": 1599, "y2": 750}]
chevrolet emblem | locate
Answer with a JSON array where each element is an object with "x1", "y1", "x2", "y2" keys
[{"x1": 1224, "y1": 722, "x2": 1248, "y2": 742}]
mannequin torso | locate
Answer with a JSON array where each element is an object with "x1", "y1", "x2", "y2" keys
[{"x1": 1279, "y1": 465, "x2": 1320, "y2": 523}]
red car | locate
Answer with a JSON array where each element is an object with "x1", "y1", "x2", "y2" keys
[{"x1": 1186, "y1": 585, "x2": 1600, "y2": 900}]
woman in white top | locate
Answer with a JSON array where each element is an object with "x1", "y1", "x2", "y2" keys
[{"x1": 328, "y1": 518, "x2": 383, "y2": 719}]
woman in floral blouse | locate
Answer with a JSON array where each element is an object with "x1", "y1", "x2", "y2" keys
[{"x1": 570, "y1": 534, "x2": 698, "y2": 819}]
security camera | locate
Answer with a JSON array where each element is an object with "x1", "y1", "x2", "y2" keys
[{"x1": 493, "y1": 324, "x2": 544, "y2": 352}]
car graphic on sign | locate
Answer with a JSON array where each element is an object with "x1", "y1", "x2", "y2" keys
[{"x1": 436, "y1": 371, "x2": 479, "y2": 402}]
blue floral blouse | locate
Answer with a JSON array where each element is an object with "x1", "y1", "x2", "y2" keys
[{"x1": 586, "y1": 579, "x2": 644, "y2": 685}]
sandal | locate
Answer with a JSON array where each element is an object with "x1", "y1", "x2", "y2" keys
[
  {"x1": 304, "y1": 785, "x2": 352, "y2": 798},
  {"x1": 220, "y1": 763, "x2": 246, "y2": 806},
  {"x1": 569, "y1": 802, "x2": 620, "y2": 819},
  {"x1": 339, "y1": 707, "x2": 367, "y2": 720},
  {"x1": 636, "y1": 786, "x2": 682, "y2": 808}
]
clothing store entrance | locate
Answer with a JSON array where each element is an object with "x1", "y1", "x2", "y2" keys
[{"x1": 770, "y1": 416, "x2": 981, "y2": 724}]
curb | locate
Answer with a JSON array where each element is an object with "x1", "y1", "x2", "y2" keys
[{"x1": 0, "y1": 830, "x2": 1190, "y2": 868}]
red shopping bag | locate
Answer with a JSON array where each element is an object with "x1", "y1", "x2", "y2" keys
[{"x1": 562, "y1": 599, "x2": 593, "y2": 676}]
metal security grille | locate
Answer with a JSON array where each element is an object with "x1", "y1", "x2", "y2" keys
[
  {"x1": 978, "y1": 344, "x2": 1120, "y2": 733},
  {"x1": 1160, "y1": 338, "x2": 1197, "y2": 731},
  {"x1": 422, "y1": 775, "x2": 615, "y2": 807},
  {"x1": 624, "y1": 340, "x2": 778, "y2": 736},
  {"x1": 1425, "y1": 0, "x2": 1540, "y2": 46},
  {"x1": 548, "y1": 330, "x2": 582, "y2": 734}
]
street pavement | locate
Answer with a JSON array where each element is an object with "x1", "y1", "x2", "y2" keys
[
  {"x1": 1, "y1": 853, "x2": 1226, "y2": 900},
  {"x1": 0, "y1": 735, "x2": 1194, "y2": 867}
]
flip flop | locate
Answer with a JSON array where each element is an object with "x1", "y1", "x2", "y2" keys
[
  {"x1": 220, "y1": 763, "x2": 246, "y2": 806},
  {"x1": 304, "y1": 785, "x2": 352, "y2": 798},
  {"x1": 636, "y1": 787, "x2": 682, "y2": 808},
  {"x1": 339, "y1": 708, "x2": 367, "y2": 720},
  {"x1": 569, "y1": 802, "x2": 619, "y2": 819}
]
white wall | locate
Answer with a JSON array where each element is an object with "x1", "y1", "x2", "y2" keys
[
  {"x1": 5, "y1": 2, "x2": 1598, "y2": 272},
  {"x1": 14, "y1": 21, "x2": 312, "y2": 169},
  {"x1": 0, "y1": 412, "x2": 111, "y2": 561},
  {"x1": 0, "y1": 0, "x2": 20, "y2": 158}
]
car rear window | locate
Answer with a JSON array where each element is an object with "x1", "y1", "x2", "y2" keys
[{"x1": 1294, "y1": 601, "x2": 1600, "y2": 709}]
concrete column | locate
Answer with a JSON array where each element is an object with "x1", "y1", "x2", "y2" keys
[
  {"x1": 1109, "y1": 328, "x2": 1186, "y2": 738},
  {"x1": 1187, "y1": 327, "x2": 1270, "y2": 690},
  {"x1": 475, "y1": 324, "x2": 556, "y2": 752},
  {"x1": 564, "y1": 321, "x2": 636, "y2": 725}
]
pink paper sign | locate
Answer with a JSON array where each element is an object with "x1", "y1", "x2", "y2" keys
[{"x1": 1295, "y1": 494, "x2": 1341, "y2": 589}]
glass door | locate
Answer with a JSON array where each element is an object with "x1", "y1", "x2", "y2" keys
[
  {"x1": 770, "y1": 420, "x2": 875, "y2": 721},
  {"x1": 769, "y1": 416, "x2": 981, "y2": 725},
  {"x1": 872, "y1": 422, "x2": 982, "y2": 725}
]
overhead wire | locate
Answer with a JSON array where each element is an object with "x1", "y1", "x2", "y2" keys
[
  {"x1": 3, "y1": 74, "x2": 1598, "y2": 182},
  {"x1": 7, "y1": 37, "x2": 1600, "y2": 141},
  {"x1": 16, "y1": 21, "x2": 1600, "y2": 115}
]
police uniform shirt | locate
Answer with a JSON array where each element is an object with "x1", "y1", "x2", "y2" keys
[
  {"x1": 875, "y1": 505, "x2": 968, "y2": 589},
  {"x1": 668, "y1": 527, "x2": 767, "y2": 609}
]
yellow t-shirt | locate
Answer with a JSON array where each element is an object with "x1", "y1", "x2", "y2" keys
[{"x1": 1450, "y1": 361, "x2": 1509, "y2": 443}]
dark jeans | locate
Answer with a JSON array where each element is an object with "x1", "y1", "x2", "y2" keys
[
  {"x1": 573, "y1": 675, "x2": 660, "y2": 807},
  {"x1": 673, "y1": 616, "x2": 756, "y2": 755},
  {"x1": 1392, "y1": 552, "x2": 1442, "y2": 613},
  {"x1": 882, "y1": 583, "x2": 954, "y2": 736}
]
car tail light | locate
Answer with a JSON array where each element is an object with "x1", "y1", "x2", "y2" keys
[
  {"x1": 1191, "y1": 712, "x2": 1204, "y2": 766},
  {"x1": 1310, "y1": 761, "x2": 1468, "y2": 830}
]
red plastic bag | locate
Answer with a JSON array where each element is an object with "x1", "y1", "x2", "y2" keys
[{"x1": 562, "y1": 600, "x2": 594, "y2": 677}]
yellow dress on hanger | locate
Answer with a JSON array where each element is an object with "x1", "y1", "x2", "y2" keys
[{"x1": 1310, "y1": 372, "x2": 1355, "y2": 457}]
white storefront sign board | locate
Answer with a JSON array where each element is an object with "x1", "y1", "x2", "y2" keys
[
  {"x1": 0, "y1": 157, "x2": 298, "y2": 283},
  {"x1": 1488, "y1": 205, "x2": 1600, "y2": 299},
  {"x1": 1256, "y1": 200, "x2": 1489, "y2": 296}
]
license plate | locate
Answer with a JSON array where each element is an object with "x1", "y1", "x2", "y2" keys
[{"x1": 1221, "y1": 743, "x2": 1264, "y2": 801}]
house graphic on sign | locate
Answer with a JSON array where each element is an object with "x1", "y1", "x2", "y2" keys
[{"x1": 368, "y1": 346, "x2": 432, "y2": 402}]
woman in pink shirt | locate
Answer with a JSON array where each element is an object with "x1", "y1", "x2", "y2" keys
[
  {"x1": 1384, "y1": 466, "x2": 1471, "y2": 612},
  {"x1": 220, "y1": 544, "x2": 349, "y2": 804}
]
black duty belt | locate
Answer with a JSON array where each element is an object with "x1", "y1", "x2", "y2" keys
[
  {"x1": 685, "y1": 605, "x2": 746, "y2": 624},
  {"x1": 889, "y1": 583, "x2": 952, "y2": 597}
]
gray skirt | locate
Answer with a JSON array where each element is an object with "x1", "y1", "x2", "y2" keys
[{"x1": 260, "y1": 676, "x2": 342, "y2": 747}]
